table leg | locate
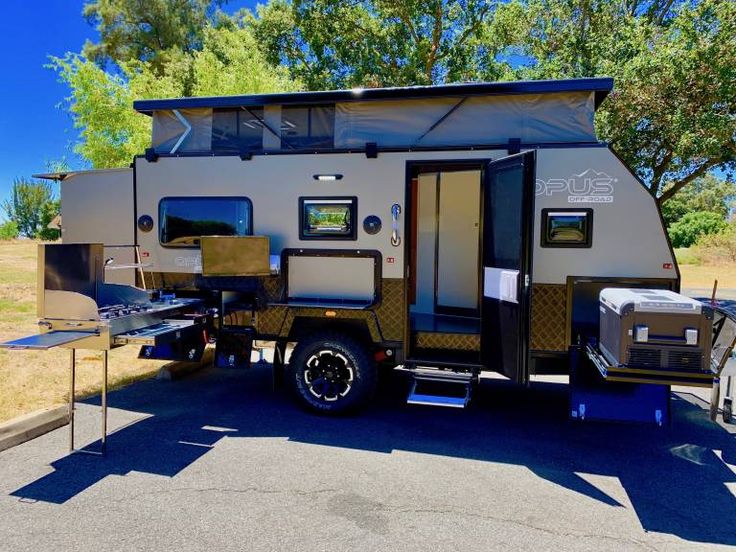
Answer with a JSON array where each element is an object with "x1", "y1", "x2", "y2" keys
[
  {"x1": 69, "y1": 349, "x2": 75, "y2": 452},
  {"x1": 101, "y1": 350, "x2": 108, "y2": 456}
]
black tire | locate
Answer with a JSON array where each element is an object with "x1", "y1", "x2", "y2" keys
[
  {"x1": 286, "y1": 331, "x2": 377, "y2": 414},
  {"x1": 724, "y1": 399, "x2": 733, "y2": 424}
]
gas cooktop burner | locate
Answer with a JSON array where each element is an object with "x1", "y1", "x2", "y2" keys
[{"x1": 98, "y1": 304, "x2": 152, "y2": 319}]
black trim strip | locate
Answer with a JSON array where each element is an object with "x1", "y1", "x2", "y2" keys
[
  {"x1": 134, "y1": 141, "x2": 606, "y2": 162},
  {"x1": 134, "y1": 78, "x2": 613, "y2": 113}
]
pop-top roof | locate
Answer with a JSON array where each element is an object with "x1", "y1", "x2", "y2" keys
[{"x1": 133, "y1": 77, "x2": 613, "y2": 114}]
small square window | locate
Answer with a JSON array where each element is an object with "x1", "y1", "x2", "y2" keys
[
  {"x1": 541, "y1": 208, "x2": 593, "y2": 248},
  {"x1": 299, "y1": 197, "x2": 357, "y2": 240}
]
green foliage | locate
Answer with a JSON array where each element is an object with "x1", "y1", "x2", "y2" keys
[
  {"x1": 694, "y1": 220, "x2": 736, "y2": 263},
  {"x1": 1, "y1": 179, "x2": 59, "y2": 239},
  {"x1": 250, "y1": 0, "x2": 501, "y2": 89},
  {"x1": 82, "y1": 0, "x2": 224, "y2": 71},
  {"x1": 0, "y1": 221, "x2": 19, "y2": 241},
  {"x1": 660, "y1": 173, "x2": 736, "y2": 226},
  {"x1": 673, "y1": 247, "x2": 700, "y2": 266},
  {"x1": 487, "y1": 0, "x2": 736, "y2": 205},
  {"x1": 668, "y1": 210, "x2": 728, "y2": 248},
  {"x1": 39, "y1": 200, "x2": 61, "y2": 241},
  {"x1": 49, "y1": 54, "x2": 151, "y2": 168}
]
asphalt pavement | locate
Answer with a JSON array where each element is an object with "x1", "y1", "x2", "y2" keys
[{"x1": 0, "y1": 364, "x2": 735, "y2": 552}]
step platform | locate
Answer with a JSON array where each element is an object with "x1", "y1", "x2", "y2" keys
[{"x1": 406, "y1": 366, "x2": 476, "y2": 409}]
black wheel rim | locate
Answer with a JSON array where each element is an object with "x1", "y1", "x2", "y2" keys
[{"x1": 303, "y1": 349, "x2": 355, "y2": 402}]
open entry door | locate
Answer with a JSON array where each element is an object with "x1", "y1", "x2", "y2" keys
[{"x1": 481, "y1": 152, "x2": 536, "y2": 383}]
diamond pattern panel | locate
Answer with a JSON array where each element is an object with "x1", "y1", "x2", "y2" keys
[
  {"x1": 530, "y1": 283, "x2": 567, "y2": 352},
  {"x1": 414, "y1": 332, "x2": 480, "y2": 351}
]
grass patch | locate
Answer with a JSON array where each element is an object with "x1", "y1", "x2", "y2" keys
[{"x1": 674, "y1": 247, "x2": 701, "y2": 265}]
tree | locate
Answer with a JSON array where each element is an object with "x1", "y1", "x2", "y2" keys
[
  {"x1": 668, "y1": 210, "x2": 727, "y2": 248},
  {"x1": 250, "y1": 0, "x2": 502, "y2": 90},
  {"x1": 485, "y1": 0, "x2": 736, "y2": 206},
  {"x1": 49, "y1": 54, "x2": 151, "y2": 168},
  {"x1": 1, "y1": 179, "x2": 59, "y2": 239},
  {"x1": 0, "y1": 221, "x2": 19, "y2": 241},
  {"x1": 50, "y1": 20, "x2": 299, "y2": 168},
  {"x1": 82, "y1": 0, "x2": 225, "y2": 71},
  {"x1": 660, "y1": 173, "x2": 736, "y2": 227}
]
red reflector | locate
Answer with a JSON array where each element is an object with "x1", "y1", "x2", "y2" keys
[
  {"x1": 663, "y1": 263, "x2": 673, "y2": 269},
  {"x1": 386, "y1": 257, "x2": 395, "y2": 264},
  {"x1": 141, "y1": 251, "x2": 150, "y2": 258}
]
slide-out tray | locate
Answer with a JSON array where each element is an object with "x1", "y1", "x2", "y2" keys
[
  {"x1": 113, "y1": 319, "x2": 198, "y2": 346},
  {"x1": 0, "y1": 331, "x2": 97, "y2": 350}
]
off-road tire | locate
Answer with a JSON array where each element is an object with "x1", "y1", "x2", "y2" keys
[{"x1": 287, "y1": 332, "x2": 377, "y2": 414}]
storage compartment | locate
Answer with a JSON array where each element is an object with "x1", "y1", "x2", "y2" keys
[{"x1": 113, "y1": 319, "x2": 200, "y2": 346}]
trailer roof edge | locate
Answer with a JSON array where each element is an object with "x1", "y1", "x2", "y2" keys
[
  {"x1": 34, "y1": 167, "x2": 132, "y2": 181},
  {"x1": 133, "y1": 77, "x2": 614, "y2": 115}
]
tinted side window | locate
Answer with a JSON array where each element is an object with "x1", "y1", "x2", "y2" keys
[
  {"x1": 212, "y1": 109, "x2": 264, "y2": 152},
  {"x1": 541, "y1": 208, "x2": 593, "y2": 248},
  {"x1": 159, "y1": 197, "x2": 253, "y2": 247}
]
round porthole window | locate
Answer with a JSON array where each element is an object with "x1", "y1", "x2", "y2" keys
[
  {"x1": 363, "y1": 215, "x2": 382, "y2": 235},
  {"x1": 137, "y1": 215, "x2": 154, "y2": 232}
]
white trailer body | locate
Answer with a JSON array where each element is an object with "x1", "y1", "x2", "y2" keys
[{"x1": 41, "y1": 78, "x2": 719, "y2": 419}]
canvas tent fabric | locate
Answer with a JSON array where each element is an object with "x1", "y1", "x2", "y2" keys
[
  {"x1": 334, "y1": 91, "x2": 597, "y2": 148},
  {"x1": 145, "y1": 85, "x2": 602, "y2": 153},
  {"x1": 152, "y1": 108, "x2": 213, "y2": 153}
]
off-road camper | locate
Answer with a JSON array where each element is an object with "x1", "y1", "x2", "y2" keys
[{"x1": 5, "y1": 78, "x2": 735, "y2": 453}]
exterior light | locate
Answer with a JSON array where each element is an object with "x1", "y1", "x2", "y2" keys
[{"x1": 313, "y1": 174, "x2": 343, "y2": 181}]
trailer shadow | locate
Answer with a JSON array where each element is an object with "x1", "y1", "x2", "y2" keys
[{"x1": 10, "y1": 364, "x2": 736, "y2": 546}]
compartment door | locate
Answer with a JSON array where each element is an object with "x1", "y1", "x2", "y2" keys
[{"x1": 481, "y1": 152, "x2": 536, "y2": 383}]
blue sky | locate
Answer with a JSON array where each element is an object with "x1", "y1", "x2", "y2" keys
[{"x1": 0, "y1": 0, "x2": 256, "y2": 207}]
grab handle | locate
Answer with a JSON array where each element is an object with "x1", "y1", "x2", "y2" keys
[{"x1": 391, "y1": 204, "x2": 401, "y2": 247}]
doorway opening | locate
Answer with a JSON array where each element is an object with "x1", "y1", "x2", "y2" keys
[{"x1": 407, "y1": 162, "x2": 484, "y2": 364}]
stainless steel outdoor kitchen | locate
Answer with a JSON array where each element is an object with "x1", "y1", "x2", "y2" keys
[{"x1": 0, "y1": 243, "x2": 210, "y2": 455}]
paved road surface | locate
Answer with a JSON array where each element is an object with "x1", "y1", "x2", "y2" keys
[{"x1": 0, "y1": 365, "x2": 735, "y2": 552}]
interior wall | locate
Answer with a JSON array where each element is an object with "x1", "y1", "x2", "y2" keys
[
  {"x1": 436, "y1": 170, "x2": 481, "y2": 311},
  {"x1": 412, "y1": 173, "x2": 438, "y2": 314}
]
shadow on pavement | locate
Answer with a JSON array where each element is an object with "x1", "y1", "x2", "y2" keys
[{"x1": 10, "y1": 364, "x2": 736, "y2": 546}]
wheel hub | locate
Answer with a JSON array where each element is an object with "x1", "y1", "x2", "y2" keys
[{"x1": 304, "y1": 350, "x2": 355, "y2": 402}]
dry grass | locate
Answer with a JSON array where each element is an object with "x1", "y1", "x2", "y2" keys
[
  {"x1": 0, "y1": 240, "x2": 167, "y2": 423},
  {"x1": 680, "y1": 264, "x2": 736, "y2": 290}
]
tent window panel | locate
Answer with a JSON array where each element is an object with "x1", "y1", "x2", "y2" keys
[
  {"x1": 541, "y1": 208, "x2": 593, "y2": 248},
  {"x1": 212, "y1": 109, "x2": 263, "y2": 152},
  {"x1": 159, "y1": 196, "x2": 253, "y2": 248},
  {"x1": 282, "y1": 105, "x2": 335, "y2": 149},
  {"x1": 299, "y1": 197, "x2": 357, "y2": 240}
]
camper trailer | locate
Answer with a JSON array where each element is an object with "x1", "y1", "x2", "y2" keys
[{"x1": 10, "y1": 77, "x2": 735, "y2": 438}]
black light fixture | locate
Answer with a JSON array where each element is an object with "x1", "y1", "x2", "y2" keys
[
  {"x1": 312, "y1": 174, "x2": 343, "y2": 181},
  {"x1": 144, "y1": 147, "x2": 159, "y2": 163},
  {"x1": 365, "y1": 142, "x2": 378, "y2": 159}
]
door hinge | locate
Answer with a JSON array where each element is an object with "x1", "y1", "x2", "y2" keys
[{"x1": 524, "y1": 274, "x2": 530, "y2": 288}]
